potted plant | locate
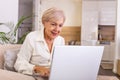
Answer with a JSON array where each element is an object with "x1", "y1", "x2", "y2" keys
[{"x1": 0, "y1": 16, "x2": 32, "y2": 44}]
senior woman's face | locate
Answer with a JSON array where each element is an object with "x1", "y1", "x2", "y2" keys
[{"x1": 43, "y1": 18, "x2": 64, "y2": 40}]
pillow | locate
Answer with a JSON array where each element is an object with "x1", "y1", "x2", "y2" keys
[{"x1": 4, "y1": 48, "x2": 20, "y2": 71}]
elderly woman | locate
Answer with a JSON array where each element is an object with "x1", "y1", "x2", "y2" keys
[{"x1": 14, "y1": 7, "x2": 66, "y2": 80}]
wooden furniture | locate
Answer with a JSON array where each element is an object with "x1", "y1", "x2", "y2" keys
[
  {"x1": 98, "y1": 25, "x2": 115, "y2": 42},
  {"x1": 60, "y1": 26, "x2": 81, "y2": 45}
]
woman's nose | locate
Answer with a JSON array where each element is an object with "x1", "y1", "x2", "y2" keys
[{"x1": 55, "y1": 26, "x2": 61, "y2": 31}]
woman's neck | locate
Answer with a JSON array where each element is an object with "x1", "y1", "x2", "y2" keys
[{"x1": 45, "y1": 39, "x2": 54, "y2": 53}]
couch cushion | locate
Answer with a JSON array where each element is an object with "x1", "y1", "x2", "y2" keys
[
  {"x1": 4, "y1": 48, "x2": 20, "y2": 71},
  {"x1": 0, "y1": 44, "x2": 21, "y2": 69},
  {"x1": 0, "y1": 69, "x2": 35, "y2": 80}
]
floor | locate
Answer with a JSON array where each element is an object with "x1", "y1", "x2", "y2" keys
[{"x1": 98, "y1": 66, "x2": 120, "y2": 79}]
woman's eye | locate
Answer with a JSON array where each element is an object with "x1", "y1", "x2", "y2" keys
[
  {"x1": 51, "y1": 23, "x2": 56, "y2": 26},
  {"x1": 59, "y1": 24, "x2": 63, "y2": 27}
]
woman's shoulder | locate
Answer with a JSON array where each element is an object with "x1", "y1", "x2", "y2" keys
[
  {"x1": 25, "y1": 31, "x2": 41, "y2": 40},
  {"x1": 27, "y1": 31, "x2": 40, "y2": 36}
]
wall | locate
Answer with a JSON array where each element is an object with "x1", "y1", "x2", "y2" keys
[{"x1": 0, "y1": 0, "x2": 18, "y2": 33}]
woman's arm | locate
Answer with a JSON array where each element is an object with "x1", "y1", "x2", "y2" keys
[{"x1": 14, "y1": 34, "x2": 35, "y2": 75}]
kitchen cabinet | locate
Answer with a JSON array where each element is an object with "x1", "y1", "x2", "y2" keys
[
  {"x1": 98, "y1": 25, "x2": 115, "y2": 42},
  {"x1": 98, "y1": 42, "x2": 115, "y2": 61}
]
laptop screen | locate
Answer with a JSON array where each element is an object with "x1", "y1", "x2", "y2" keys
[{"x1": 49, "y1": 46, "x2": 104, "y2": 80}]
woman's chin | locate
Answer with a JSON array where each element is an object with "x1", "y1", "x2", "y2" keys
[{"x1": 51, "y1": 35, "x2": 58, "y2": 39}]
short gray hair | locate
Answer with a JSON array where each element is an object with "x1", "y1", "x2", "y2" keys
[{"x1": 42, "y1": 7, "x2": 65, "y2": 24}]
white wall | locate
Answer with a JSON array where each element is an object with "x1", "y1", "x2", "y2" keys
[{"x1": 0, "y1": 0, "x2": 18, "y2": 33}]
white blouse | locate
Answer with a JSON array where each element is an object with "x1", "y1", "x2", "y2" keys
[{"x1": 14, "y1": 28, "x2": 65, "y2": 75}]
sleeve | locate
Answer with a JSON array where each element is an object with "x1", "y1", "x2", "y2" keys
[{"x1": 14, "y1": 34, "x2": 35, "y2": 75}]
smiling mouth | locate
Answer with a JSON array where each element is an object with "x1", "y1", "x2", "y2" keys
[{"x1": 51, "y1": 31, "x2": 58, "y2": 36}]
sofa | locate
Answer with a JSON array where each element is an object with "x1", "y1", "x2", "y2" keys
[{"x1": 0, "y1": 44, "x2": 35, "y2": 80}]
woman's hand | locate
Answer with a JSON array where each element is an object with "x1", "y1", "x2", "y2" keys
[{"x1": 34, "y1": 65, "x2": 50, "y2": 77}]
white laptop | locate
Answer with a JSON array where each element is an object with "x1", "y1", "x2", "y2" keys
[{"x1": 49, "y1": 46, "x2": 104, "y2": 80}]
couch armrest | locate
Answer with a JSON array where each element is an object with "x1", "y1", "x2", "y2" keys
[
  {"x1": 0, "y1": 44, "x2": 21, "y2": 69},
  {"x1": 0, "y1": 69, "x2": 35, "y2": 80}
]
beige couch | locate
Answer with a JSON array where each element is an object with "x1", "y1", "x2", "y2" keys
[{"x1": 0, "y1": 44, "x2": 35, "y2": 80}]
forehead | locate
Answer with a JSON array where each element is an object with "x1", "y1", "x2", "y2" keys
[{"x1": 49, "y1": 17, "x2": 64, "y2": 23}]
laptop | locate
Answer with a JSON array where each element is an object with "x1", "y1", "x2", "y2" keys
[{"x1": 49, "y1": 46, "x2": 104, "y2": 80}]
